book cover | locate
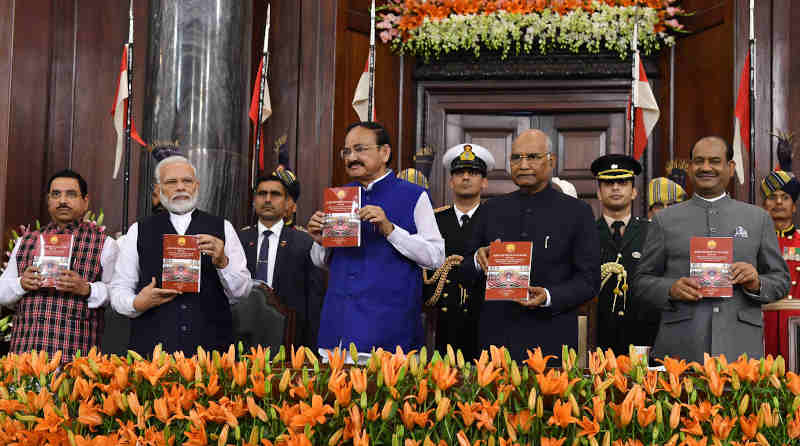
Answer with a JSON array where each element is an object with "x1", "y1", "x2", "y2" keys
[
  {"x1": 322, "y1": 187, "x2": 361, "y2": 248},
  {"x1": 690, "y1": 236, "x2": 733, "y2": 298},
  {"x1": 35, "y1": 234, "x2": 73, "y2": 288},
  {"x1": 485, "y1": 240, "x2": 533, "y2": 301},
  {"x1": 162, "y1": 234, "x2": 201, "y2": 293}
]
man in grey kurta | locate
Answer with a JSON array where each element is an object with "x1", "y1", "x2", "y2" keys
[{"x1": 633, "y1": 136, "x2": 789, "y2": 362}]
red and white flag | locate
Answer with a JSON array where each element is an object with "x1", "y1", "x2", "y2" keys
[
  {"x1": 629, "y1": 56, "x2": 660, "y2": 161},
  {"x1": 111, "y1": 44, "x2": 146, "y2": 179},
  {"x1": 732, "y1": 53, "x2": 750, "y2": 184},
  {"x1": 352, "y1": 57, "x2": 376, "y2": 121},
  {"x1": 249, "y1": 57, "x2": 273, "y2": 171}
]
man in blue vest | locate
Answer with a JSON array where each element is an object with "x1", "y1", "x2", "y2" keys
[
  {"x1": 111, "y1": 155, "x2": 251, "y2": 355},
  {"x1": 307, "y1": 121, "x2": 445, "y2": 361}
]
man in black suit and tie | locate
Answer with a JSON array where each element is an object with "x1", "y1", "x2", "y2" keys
[
  {"x1": 425, "y1": 143, "x2": 495, "y2": 361},
  {"x1": 237, "y1": 168, "x2": 325, "y2": 348}
]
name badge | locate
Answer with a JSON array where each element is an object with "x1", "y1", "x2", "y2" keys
[{"x1": 632, "y1": 251, "x2": 641, "y2": 259}]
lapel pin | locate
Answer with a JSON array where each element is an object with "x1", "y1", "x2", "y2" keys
[{"x1": 280, "y1": 241, "x2": 288, "y2": 247}]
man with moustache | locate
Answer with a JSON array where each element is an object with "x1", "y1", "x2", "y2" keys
[
  {"x1": 0, "y1": 170, "x2": 119, "y2": 364},
  {"x1": 469, "y1": 129, "x2": 600, "y2": 361},
  {"x1": 111, "y1": 155, "x2": 251, "y2": 354},
  {"x1": 590, "y1": 154, "x2": 655, "y2": 351},
  {"x1": 307, "y1": 121, "x2": 444, "y2": 361},
  {"x1": 236, "y1": 168, "x2": 325, "y2": 348},
  {"x1": 633, "y1": 136, "x2": 789, "y2": 362},
  {"x1": 761, "y1": 169, "x2": 800, "y2": 300},
  {"x1": 424, "y1": 143, "x2": 495, "y2": 360}
]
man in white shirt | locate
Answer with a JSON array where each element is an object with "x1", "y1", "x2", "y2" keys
[
  {"x1": 307, "y1": 121, "x2": 445, "y2": 360},
  {"x1": 0, "y1": 169, "x2": 119, "y2": 364},
  {"x1": 633, "y1": 136, "x2": 790, "y2": 361},
  {"x1": 110, "y1": 156, "x2": 250, "y2": 355}
]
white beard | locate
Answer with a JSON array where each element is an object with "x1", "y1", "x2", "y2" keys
[{"x1": 160, "y1": 190, "x2": 198, "y2": 215}]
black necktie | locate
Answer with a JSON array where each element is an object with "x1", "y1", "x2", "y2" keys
[
  {"x1": 460, "y1": 214, "x2": 470, "y2": 227},
  {"x1": 256, "y1": 230, "x2": 272, "y2": 282},
  {"x1": 611, "y1": 221, "x2": 624, "y2": 245}
]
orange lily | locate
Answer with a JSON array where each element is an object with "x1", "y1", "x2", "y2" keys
[
  {"x1": 353, "y1": 429, "x2": 369, "y2": 446},
  {"x1": 456, "y1": 431, "x2": 470, "y2": 446},
  {"x1": 436, "y1": 397, "x2": 451, "y2": 421},
  {"x1": 589, "y1": 395, "x2": 605, "y2": 423},
  {"x1": 642, "y1": 370, "x2": 658, "y2": 395},
  {"x1": 524, "y1": 348, "x2": 556, "y2": 373},
  {"x1": 351, "y1": 367, "x2": 368, "y2": 393},
  {"x1": 636, "y1": 404, "x2": 657, "y2": 427},
  {"x1": 246, "y1": 396, "x2": 268, "y2": 422},
  {"x1": 788, "y1": 408, "x2": 800, "y2": 439},
  {"x1": 577, "y1": 415, "x2": 600, "y2": 437},
  {"x1": 614, "y1": 370, "x2": 628, "y2": 393},
  {"x1": 290, "y1": 345, "x2": 306, "y2": 369},
  {"x1": 290, "y1": 394, "x2": 335, "y2": 428},
  {"x1": 273, "y1": 401, "x2": 300, "y2": 426},
  {"x1": 616, "y1": 355, "x2": 632, "y2": 375},
  {"x1": 684, "y1": 400, "x2": 721, "y2": 423},
  {"x1": 457, "y1": 401, "x2": 477, "y2": 427},
  {"x1": 431, "y1": 361, "x2": 458, "y2": 391},
  {"x1": 659, "y1": 373, "x2": 682, "y2": 399},
  {"x1": 680, "y1": 417, "x2": 704, "y2": 436},
  {"x1": 326, "y1": 347, "x2": 346, "y2": 372},
  {"x1": 366, "y1": 402, "x2": 380, "y2": 421},
  {"x1": 416, "y1": 378, "x2": 429, "y2": 403},
  {"x1": 231, "y1": 360, "x2": 248, "y2": 387},
  {"x1": 34, "y1": 403, "x2": 68, "y2": 433},
  {"x1": 681, "y1": 437, "x2": 708, "y2": 446},
  {"x1": 510, "y1": 409, "x2": 533, "y2": 432},
  {"x1": 669, "y1": 402, "x2": 681, "y2": 429},
  {"x1": 786, "y1": 372, "x2": 800, "y2": 395},
  {"x1": 656, "y1": 356, "x2": 690, "y2": 378},
  {"x1": 154, "y1": 396, "x2": 171, "y2": 424},
  {"x1": 711, "y1": 414, "x2": 735, "y2": 441},
  {"x1": 540, "y1": 438, "x2": 566, "y2": 446},
  {"x1": 547, "y1": 399, "x2": 577, "y2": 428},
  {"x1": 537, "y1": 369, "x2": 579, "y2": 396}
]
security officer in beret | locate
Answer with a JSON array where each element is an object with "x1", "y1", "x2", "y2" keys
[
  {"x1": 761, "y1": 169, "x2": 800, "y2": 299},
  {"x1": 237, "y1": 167, "x2": 325, "y2": 348},
  {"x1": 591, "y1": 153, "x2": 655, "y2": 351},
  {"x1": 424, "y1": 143, "x2": 495, "y2": 361}
]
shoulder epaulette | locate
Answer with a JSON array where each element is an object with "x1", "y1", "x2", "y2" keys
[
  {"x1": 294, "y1": 225, "x2": 309, "y2": 233},
  {"x1": 434, "y1": 205, "x2": 452, "y2": 213}
]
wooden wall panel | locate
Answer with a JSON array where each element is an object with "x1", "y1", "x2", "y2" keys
[
  {"x1": 0, "y1": 0, "x2": 148, "y2": 237},
  {"x1": 4, "y1": 1, "x2": 53, "y2": 233},
  {"x1": 792, "y1": 3, "x2": 800, "y2": 143},
  {"x1": 71, "y1": 1, "x2": 148, "y2": 232},
  {"x1": 0, "y1": 0, "x2": 13, "y2": 242},
  {"x1": 667, "y1": 0, "x2": 734, "y2": 180},
  {"x1": 332, "y1": 0, "x2": 415, "y2": 190}
]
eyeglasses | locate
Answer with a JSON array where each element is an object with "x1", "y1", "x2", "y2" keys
[
  {"x1": 339, "y1": 144, "x2": 382, "y2": 159},
  {"x1": 161, "y1": 178, "x2": 196, "y2": 188},
  {"x1": 49, "y1": 190, "x2": 81, "y2": 199},
  {"x1": 509, "y1": 152, "x2": 550, "y2": 164}
]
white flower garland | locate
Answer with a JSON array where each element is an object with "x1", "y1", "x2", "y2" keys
[{"x1": 380, "y1": 4, "x2": 677, "y2": 62}]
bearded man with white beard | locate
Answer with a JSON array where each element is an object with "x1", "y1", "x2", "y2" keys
[{"x1": 110, "y1": 155, "x2": 251, "y2": 354}]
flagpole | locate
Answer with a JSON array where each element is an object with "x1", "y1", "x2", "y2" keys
[
  {"x1": 629, "y1": 20, "x2": 639, "y2": 158},
  {"x1": 748, "y1": 0, "x2": 756, "y2": 203},
  {"x1": 252, "y1": 3, "x2": 270, "y2": 187},
  {"x1": 122, "y1": 0, "x2": 134, "y2": 231},
  {"x1": 367, "y1": 0, "x2": 376, "y2": 122}
]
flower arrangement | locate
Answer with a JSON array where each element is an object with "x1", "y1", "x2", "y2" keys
[
  {"x1": 377, "y1": 0, "x2": 686, "y2": 61},
  {"x1": 0, "y1": 343, "x2": 798, "y2": 445}
]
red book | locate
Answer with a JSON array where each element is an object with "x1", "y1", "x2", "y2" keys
[
  {"x1": 162, "y1": 235, "x2": 201, "y2": 293},
  {"x1": 690, "y1": 236, "x2": 733, "y2": 298},
  {"x1": 322, "y1": 187, "x2": 361, "y2": 248},
  {"x1": 36, "y1": 234, "x2": 74, "y2": 288},
  {"x1": 485, "y1": 241, "x2": 533, "y2": 301}
]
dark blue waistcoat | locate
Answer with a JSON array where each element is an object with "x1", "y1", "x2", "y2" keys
[
  {"x1": 130, "y1": 210, "x2": 233, "y2": 355},
  {"x1": 318, "y1": 172, "x2": 425, "y2": 352}
]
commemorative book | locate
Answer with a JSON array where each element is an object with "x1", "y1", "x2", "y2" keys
[
  {"x1": 162, "y1": 234, "x2": 201, "y2": 293},
  {"x1": 690, "y1": 236, "x2": 733, "y2": 298},
  {"x1": 485, "y1": 240, "x2": 533, "y2": 301},
  {"x1": 322, "y1": 187, "x2": 361, "y2": 248},
  {"x1": 35, "y1": 234, "x2": 73, "y2": 288}
]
